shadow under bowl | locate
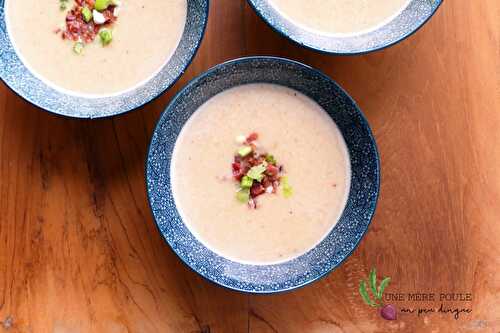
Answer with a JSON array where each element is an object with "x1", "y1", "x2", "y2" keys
[
  {"x1": 0, "y1": 0, "x2": 209, "y2": 118},
  {"x1": 247, "y1": 0, "x2": 442, "y2": 55},
  {"x1": 146, "y1": 56, "x2": 380, "y2": 294}
]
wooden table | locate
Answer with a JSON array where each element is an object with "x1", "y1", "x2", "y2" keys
[{"x1": 0, "y1": 0, "x2": 498, "y2": 332}]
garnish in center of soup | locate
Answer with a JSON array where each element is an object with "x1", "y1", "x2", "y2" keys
[
  {"x1": 57, "y1": 0, "x2": 120, "y2": 54},
  {"x1": 232, "y1": 132, "x2": 293, "y2": 208}
]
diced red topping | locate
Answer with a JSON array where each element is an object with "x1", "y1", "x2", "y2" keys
[
  {"x1": 232, "y1": 162, "x2": 246, "y2": 181},
  {"x1": 79, "y1": 0, "x2": 96, "y2": 6},
  {"x1": 266, "y1": 164, "x2": 279, "y2": 177},
  {"x1": 246, "y1": 132, "x2": 259, "y2": 143},
  {"x1": 262, "y1": 177, "x2": 272, "y2": 189},
  {"x1": 102, "y1": 8, "x2": 117, "y2": 22},
  {"x1": 232, "y1": 162, "x2": 241, "y2": 172},
  {"x1": 250, "y1": 183, "x2": 266, "y2": 197}
]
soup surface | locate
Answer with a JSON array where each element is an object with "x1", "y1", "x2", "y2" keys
[
  {"x1": 6, "y1": 0, "x2": 186, "y2": 96},
  {"x1": 268, "y1": 0, "x2": 411, "y2": 35},
  {"x1": 171, "y1": 84, "x2": 351, "y2": 264}
]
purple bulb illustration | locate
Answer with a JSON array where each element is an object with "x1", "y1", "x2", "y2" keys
[
  {"x1": 359, "y1": 269, "x2": 395, "y2": 320},
  {"x1": 380, "y1": 304, "x2": 397, "y2": 320}
]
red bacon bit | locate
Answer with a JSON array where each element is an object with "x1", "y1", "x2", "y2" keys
[
  {"x1": 232, "y1": 162, "x2": 246, "y2": 181},
  {"x1": 266, "y1": 164, "x2": 279, "y2": 177},
  {"x1": 246, "y1": 132, "x2": 259, "y2": 143},
  {"x1": 262, "y1": 177, "x2": 272, "y2": 189},
  {"x1": 102, "y1": 9, "x2": 117, "y2": 23},
  {"x1": 81, "y1": 0, "x2": 96, "y2": 6},
  {"x1": 250, "y1": 183, "x2": 266, "y2": 197}
]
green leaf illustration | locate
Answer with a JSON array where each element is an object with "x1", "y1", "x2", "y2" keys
[
  {"x1": 359, "y1": 280, "x2": 376, "y2": 307},
  {"x1": 369, "y1": 268, "x2": 377, "y2": 297},
  {"x1": 377, "y1": 277, "x2": 391, "y2": 300}
]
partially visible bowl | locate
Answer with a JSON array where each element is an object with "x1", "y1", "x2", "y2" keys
[
  {"x1": 247, "y1": 0, "x2": 442, "y2": 55},
  {"x1": 146, "y1": 57, "x2": 380, "y2": 293},
  {"x1": 0, "y1": 0, "x2": 209, "y2": 118}
]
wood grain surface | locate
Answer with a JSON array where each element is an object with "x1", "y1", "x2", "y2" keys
[{"x1": 0, "y1": 0, "x2": 499, "y2": 332}]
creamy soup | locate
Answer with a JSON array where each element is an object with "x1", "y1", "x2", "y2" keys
[
  {"x1": 6, "y1": 0, "x2": 186, "y2": 96},
  {"x1": 268, "y1": 0, "x2": 411, "y2": 35},
  {"x1": 171, "y1": 84, "x2": 351, "y2": 264}
]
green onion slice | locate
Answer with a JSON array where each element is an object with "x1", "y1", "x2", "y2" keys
[
  {"x1": 81, "y1": 7, "x2": 93, "y2": 22},
  {"x1": 265, "y1": 154, "x2": 276, "y2": 165},
  {"x1": 73, "y1": 42, "x2": 84, "y2": 55},
  {"x1": 247, "y1": 162, "x2": 267, "y2": 182},
  {"x1": 281, "y1": 176, "x2": 293, "y2": 198},
  {"x1": 236, "y1": 188, "x2": 250, "y2": 203},
  {"x1": 240, "y1": 176, "x2": 253, "y2": 189},
  {"x1": 237, "y1": 146, "x2": 252, "y2": 158},
  {"x1": 94, "y1": 0, "x2": 111, "y2": 11},
  {"x1": 59, "y1": 0, "x2": 69, "y2": 11},
  {"x1": 99, "y1": 28, "x2": 113, "y2": 46}
]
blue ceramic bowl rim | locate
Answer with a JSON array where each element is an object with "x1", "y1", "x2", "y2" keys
[
  {"x1": 0, "y1": 0, "x2": 209, "y2": 119},
  {"x1": 146, "y1": 56, "x2": 381, "y2": 294},
  {"x1": 247, "y1": 0, "x2": 443, "y2": 55}
]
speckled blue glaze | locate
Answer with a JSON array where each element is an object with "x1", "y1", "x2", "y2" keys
[
  {"x1": 0, "y1": 0, "x2": 208, "y2": 118},
  {"x1": 146, "y1": 57, "x2": 380, "y2": 293},
  {"x1": 247, "y1": 0, "x2": 442, "y2": 55}
]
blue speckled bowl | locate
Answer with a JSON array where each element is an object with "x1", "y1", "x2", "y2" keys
[
  {"x1": 247, "y1": 0, "x2": 442, "y2": 55},
  {"x1": 0, "y1": 0, "x2": 208, "y2": 118},
  {"x1": 146, "y1": 57, "x2": 380, "y2": 293}
]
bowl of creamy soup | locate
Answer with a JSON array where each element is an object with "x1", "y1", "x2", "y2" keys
[
  {"x1": 146, "y1": 57, "x2": 380, "y2": 293},
  {"x1": 0, "y1": 0, "x2": 208, "y2": 118},
  {"x1": 248, "y1": 0, "x2": 442, "y2": 54}
]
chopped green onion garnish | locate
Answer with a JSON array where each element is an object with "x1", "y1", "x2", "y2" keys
[
  {"x1": 59, "y1": 0, "x2": 69, "y2": 11},
  {"x1": 73, "y1": 42, "x2": 84, "y2": 55},
  {"x1": 240, "y1": 176, "x2": 253, "y2": 189},
  {"x1": 81, "y1": 7, "x2": 93, "y2": 22},
  {"x1": 236, "y1": 188, "x2": 250, "y2": 203},
  {"x1": 265, "y1": 154, "x2": 276, "y2": 165},
  {"x1": 94, "y1": 0, "x2": 111, "y2": 11},
  {"x1": 281, "y1": 176, "x2": 293, "y2": 198},
  {"x1": 237, "y1": 146, "x2": 252, "y2": 157},
  {"x1": 99, "y1": 28, "x2": 113, "y2": 46},
  {"x1": 283, "y1": 185, "x2": 293, "y2": 198},
  {"x1": 247, "y1": 162, "x2": 267, "y2": 182}
]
